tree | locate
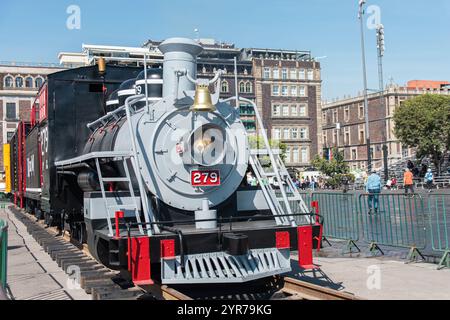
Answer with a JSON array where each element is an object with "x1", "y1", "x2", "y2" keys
[
  {"x1": 312, "y1": 148, "x2": 350, "y2": 177},
  {"x1": 248, "y1": 135, "x2": 287, "y2": 166},
  {"x1": 393, "y1": 94, "x2": 450, "y2": 174},
  {"x1": 312, "y1": 148, "x2": 353, "y2": 188}
]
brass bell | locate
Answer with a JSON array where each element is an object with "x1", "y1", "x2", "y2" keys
[{"x1": 190, "y1": 84, "x2": 216, "y2": 112}]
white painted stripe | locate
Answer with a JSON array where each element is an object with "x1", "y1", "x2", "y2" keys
[
  {"x1": 135, "y1": 79, "x2": 163, "y2": 85},
  {"x1": 117, "y1": 89, "x2": 136, "y2": 96},
  {"x1": 106, "y1": 99, "x2": 119, "y2": 105},
  {"x1": 138, "y1": 97, "x2": 162, "y2": 101},
  {"x1": 26, "y1": 188, "x2": 42, "y2": 193}
]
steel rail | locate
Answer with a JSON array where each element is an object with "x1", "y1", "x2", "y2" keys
[{"x1": 279, "y1": 277, "x2": 360, "y2": 300}]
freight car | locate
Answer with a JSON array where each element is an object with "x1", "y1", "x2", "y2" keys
[{"x1": 6, "y1": 38, "x2": 321, "y2": 285}]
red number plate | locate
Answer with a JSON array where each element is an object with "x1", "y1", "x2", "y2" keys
[{"x1": 191, "y1": 170, "x2": 221, "y2": 187}]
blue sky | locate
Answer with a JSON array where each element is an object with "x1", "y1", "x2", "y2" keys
[{"x1": 1, "y1": 0, "x2": 449, "y2": 99}]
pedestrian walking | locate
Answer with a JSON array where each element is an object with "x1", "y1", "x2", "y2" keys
[
  {"x1": 424, "y1": 168, "x2": 434, "y2": 193},
  {"x1": 365, "y1": 170, "x2": 381, "y2": 215},
  {"x1": 342, "y1": 175, "x2": 349, "y2": 193},
  {"x1": 403, "y1": 168, "x2": 415, "y2": 196}
]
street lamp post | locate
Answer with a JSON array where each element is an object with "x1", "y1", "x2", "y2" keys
[
  {"x1": 376, "y1": 24, "x2": 389, "y2": 182},
  {"x1": 358, "y1": 0, "x2": 372, "y2": 172}
]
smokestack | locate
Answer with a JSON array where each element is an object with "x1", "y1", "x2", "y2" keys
[{"x1": 158, "y1": 38, "x2": 203, "y2": 98}]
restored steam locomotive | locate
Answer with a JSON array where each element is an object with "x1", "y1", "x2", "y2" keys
[{"x1": 5, "y1": 38, "x2": 320, "y2": 285}]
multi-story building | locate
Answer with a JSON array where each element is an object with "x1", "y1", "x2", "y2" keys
[
  {"x1": 58, "y1": 38, "x2": 323, "y2": 171},
  {"x1": 242, "y1": 48, "x2": 322, "y2": 169},
  {"x1": 0, "y1": 62, "x2": 65, "y2": 171},
  {"x1": 322, "y1": 80, "x2": 450, "y2": 171}
]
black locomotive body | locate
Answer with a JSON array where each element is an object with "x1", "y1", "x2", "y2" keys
[
  {"x1": 6, "y1": 38, "x2": 320, "y2": 286},
  {"x1": 11, "y1": 65, "x2": 142, "y2": 233}
]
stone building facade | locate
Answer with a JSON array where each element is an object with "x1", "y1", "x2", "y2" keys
[
  {"x1": 322, "y1": 81, "x2": 450, "y2": 171},
  {"x1": 243, "y1": 48, "x2": 322, "y2": 169}
]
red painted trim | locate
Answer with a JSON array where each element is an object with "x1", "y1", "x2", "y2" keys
[
  {"x1": 115, "y1": 211, "x2": 124, "y2": 238},
  {"x1": 160, "y1": 240, "x2": 175, "y2": 259},
  {"x1": 130, "y1": 237, "x2": 153, "y2": 285},
  {"x1": 297, "y1": 225, "x2": 317, "y2": 270},
  {"x1": 311, "y1": 200, "x2": 323, "y2": 252},
  {"x1": 275, "y1": 231, "x2": 290, "y2": 249}
]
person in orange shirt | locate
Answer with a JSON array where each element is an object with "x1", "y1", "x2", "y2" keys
[{"x1": 403, "y1": 168, "x2": 414, "y2": 196}]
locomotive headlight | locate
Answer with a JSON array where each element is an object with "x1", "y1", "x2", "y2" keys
[{"x1": 188, "y1": 124, "x2": 227, "y2": 167}]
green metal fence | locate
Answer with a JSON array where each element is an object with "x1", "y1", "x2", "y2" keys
[
  {"x1": 359, "y1": 194, "x2": 427, "y2": 256},
  {"x1": 0, "y1": 219, "x2": 7, "y2": 291},
  {"x1": 311, "y1": 192, "x2": 360, "y2": 253},
  {"x1": 427, "y1": 194, "x2": 450, "y2": 269}
]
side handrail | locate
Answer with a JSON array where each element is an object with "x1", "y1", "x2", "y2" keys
[{"x1": 0, "y1": 219, "x2": 8, "y2": 299}]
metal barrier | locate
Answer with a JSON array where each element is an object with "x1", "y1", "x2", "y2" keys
[
  {"x1": 0, "y1": 219, "x2": 8, "y2": 295},
  {"x1": 427, "y1": 194, "x2": 450, "y2": 270},
  {"x1": 359, "y1": 194, "x2": 427, "y2": 258},
  {"x1": 311, "y1": 193, "x2": 360, "y2": 253}
]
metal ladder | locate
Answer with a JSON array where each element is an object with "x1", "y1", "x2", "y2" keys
[
  {"x1": 94, "y1": 156, "x2": 145, "y2": 236},
  {"x1": 249, "y1": 150, "x2": 310, "y2": 226},
  {"x1": 232, "y1": 97, "x2": 310, "y2": 226}
]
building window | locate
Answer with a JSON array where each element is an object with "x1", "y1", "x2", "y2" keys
[
  {"x1": 299, "y1": 86, "x2": 306, "y2": 97},
  {"x1": 291, "y1": 105, "x2": 298, "y2": 116},
  {"x1": 359, "y1": 125, "x2": 365, "y2": 144},
  {"x1": 344, "y1": 128, "x2": 351, "y2": 145},
  {"x1": 263, "y1": 67, "x2": 270, "y2": 79},
  {"x1": 35, "y1": 77, "x2": 43, "y2": 88},
  {"x1": 358, "y1": 103, "x2": 364, "y2": 119},
  {"x1": 332, "y1": 110, "x2": 339, "y2": 123},
  {"x1": 286, "y1": 148, "x2": 292, "y2": 164},
  {"x1": 273, "y1": 128, "x2": 281, "y2": 140},
  {"x1": 7, "y1": 131, "x2": 14, "y2": 142},
  {"x1": 323, "y1": 132, "x2": 328, "y2": 146},
  {"x1": 351, "y1": 148, "x2": 357, "y2": 160},
  {"x1": 6, "y1": 102, "x2": 16, "y2": 120},
  {"x1": 282, "y1": 105, "x2": 289, "y2": 116},
  {"x1": 15, "y1": 77, "x2": 24, "y2": 88},
  {"x1": 344, "y1": 106, "x2": 350, "y2": 122},
  {"x1": 272, "y1": 104, "x2": 281, "y2": 116},
  {"x1": 301, "y1": 147, "x2": 309, "y2": 163},
  {"x1": 289, "y1": 69, "x2": 297, "y2": 80},
  {"x1": 273, "y1": 68, "x2": 279, "y2": 79},
  {"x1": 290, "y1": 86, "x2": 297, "y2": 96},
  {"x1": 245, "y1": 82, "x2": 252, "y2": 93},
  {"x1": 307, "y1": 70, "x2": 314, "y2": 80},
  {"x1": 272, "y1": 85, "x2": 280, "y2": 96},
  {"x1": 4, "y1": 76, "x2": 14, "y2": 88},
  {"x1": 299, "y1": 69, "x2": 306, "y2": 79},
  {"x1": 282, "y1": 68, "x2": 288, "y2": 80},
  {"x1": 300, "y1": 128, "x2": 308, "y2": 139},
  {"x1": 291, "y1": 128, "x2": 298, "y2": 139},
  {"x1": 283, "y1": 128, "x2": 290, "y2": 139},
  {"x1": 25, "y1": 77, "x2": 33, "y2": 88},
  {"x1": 239, "y1": 81, "x2": 245, "y2": 93},
  {"x1": 299, "y1": 104, "x2": 307, "y2": 117},
  {"x1": 281, "y1": 86, "x2": 288, "y2": 96},
  {"x1": 221, "y1": 80, "x2": 229, "y2": 93},
  {"x1": 292, "y1": 148, "x2": 299, "y2": 163}
]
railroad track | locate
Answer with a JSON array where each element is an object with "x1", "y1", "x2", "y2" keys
[
  {"x1": 10, "y1": 206, "x2": 358, "y2": 301},
  {"x1": 277, "y1": 277, "x2": 360, "y2": 300},
  {"x1": 9, "y1": 207, "x2": 161, "y2": 300}
]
